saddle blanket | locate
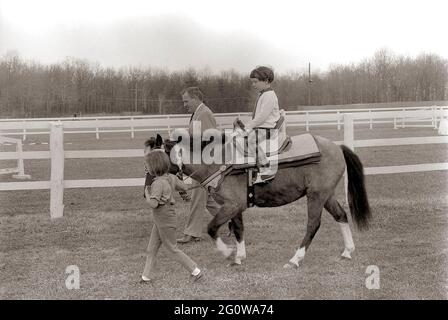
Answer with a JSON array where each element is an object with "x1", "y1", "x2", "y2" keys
[
  {"x1": 278, "y1": 133, "x2": 320, "y2": 161},
  {"x1": 202, "y1": 134, "x2": 322, "y2": 190},
  {"x1": 231, "y1": 133, "x2": 321, "y2": 169}
]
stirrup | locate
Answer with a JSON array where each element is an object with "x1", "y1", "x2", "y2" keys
[{"x1": 253, "y1": 172, "x2": 275, "y2": 184}]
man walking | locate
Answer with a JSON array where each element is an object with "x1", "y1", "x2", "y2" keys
[{"x1": 177, "y1": 87, "x2": 221, "y2": 243}]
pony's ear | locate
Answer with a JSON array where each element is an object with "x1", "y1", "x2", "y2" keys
[
  {"x1": 156, "y1": 134, "x2": 163, "y2": 147},
  {"x1": 175, "y1": 135, "x2": 183, "y2": 143},
  {"x1": 144, "y1": 137, "x2": 155, "y2": 149}
]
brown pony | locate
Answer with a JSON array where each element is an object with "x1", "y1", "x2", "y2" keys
[{"x1": 149, "y1": 132, "x2": 371, "y2": 268}]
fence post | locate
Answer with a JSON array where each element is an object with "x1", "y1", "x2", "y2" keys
[
  {"x1": 343, "y1": 113, "x2": 354, "y2": 206},
  {"x1": 167, "y1": 115, "x2": 171, "y2": 135},
  {"x1": 432, "y1": 106, "x2": 436, "y2": 129},
  {"x1": 12, "y1": 138, "x2": 31, "y2": 180},
  {"x1": 95, "y1": 118, "x2": 100, "y2": 140},
  {"x1": 22, "y1": 120, "x2": 27, "y2": 141},
  {"x1": 337, "y1": 111, "x2": 341, "y2": 130},
  {"x1": 305, "y1": 112, "x2": 309, "y2": 131},
  {"x1": 401, "y1": 108, "x2": 405, "y2": 128},
  {"x1": 130, "y1": 116, "x2": 135, "y2": 139},
  {"x1": 50, "y1": 122, "x2": 64, "y2": 218},
  {"x1": 369, "y1": 110, "x2": 373, "y2": 129},
  {"x1": 344, "y1": 113, "x2": 354, "y2": 150},
  {"x1": 17, "y1": 139, "x2": 25, "y2": 176}
]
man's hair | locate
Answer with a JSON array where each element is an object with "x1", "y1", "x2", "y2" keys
[
  {"x1": 249, "y1": 66, "x2": 275, "y2": 83},
  {"x1": 144, "y1": 151, "x2": 171, "y2": 176},
  {"x1": 181, "y1": 87, "x2": 204, "y2": 101}
]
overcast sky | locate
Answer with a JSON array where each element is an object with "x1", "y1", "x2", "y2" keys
[{"x1": 1, "y1": 0, "x2": 447, "y2": 74}]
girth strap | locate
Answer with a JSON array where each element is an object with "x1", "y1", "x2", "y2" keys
[
  {"x1": 247, "y1": 168, "x2": 256, "y2": 207},
  {"x1": 201, "y1": 165, "x2": 228, "y2": 189}
]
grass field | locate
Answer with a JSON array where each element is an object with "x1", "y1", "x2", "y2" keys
[{"x1": 1, "y1": 125, "x2": 447, "y2": 299}]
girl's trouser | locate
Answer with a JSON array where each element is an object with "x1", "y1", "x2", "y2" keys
[{"x1": 142, "y1": 222, "x2": 197, "y2": 279}]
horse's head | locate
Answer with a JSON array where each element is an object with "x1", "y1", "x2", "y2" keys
[
  {"x1": 144, "y1": 133, "x2": 184, "y2": 177},
  {"x1": 164, "y1": 133, "x2": 186, "y2": 177},
  {"x1": 147, "y1": 128, "x2": 230, "y2": 179},
  {"x1": 144, "y1": 133, "x2": 164, "y2": 155}
]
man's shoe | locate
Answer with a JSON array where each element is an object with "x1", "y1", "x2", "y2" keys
[
  {"x1": 139, "y1": 276, "x2": 153, "y2": 284},
  {"x1": 177, "y1": 235, "x2": 201, "y2": 244},
  {"x1": 191, "y1": 270, "x2": 204, "y2": 283}
]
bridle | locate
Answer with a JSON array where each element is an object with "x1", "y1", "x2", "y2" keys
[
  {"x1": 167, "y1": 142, "x2": 230, "y2": 192},
  {"x1": 164, "y1": 142, "x2": 204, "y2": 191}
]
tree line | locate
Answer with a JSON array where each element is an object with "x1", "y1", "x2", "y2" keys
[{"x1": 0, "y1": 49, "x2": 447, "y2": 118}]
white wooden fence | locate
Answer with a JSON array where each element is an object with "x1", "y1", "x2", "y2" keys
[
  {"x1": 1, "y1": 110, "x2": 448, "y2": 218},
  {"x1": 342, "y1": 112, "x2": 448, "y2": 171},
  {"x1": 0, "y1": 136, "x2": 31, "y2": 179},
  {"x1": 1, "y1": 106, "x2": 447, "y2": 140}
]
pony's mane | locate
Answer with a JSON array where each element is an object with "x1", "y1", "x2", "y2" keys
[{"x1": 145, "y1": 134, "x2": 164, "y2": 150}]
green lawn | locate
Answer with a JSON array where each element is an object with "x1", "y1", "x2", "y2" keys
[{"x1": 1, "y1": 126, "x2": 447, "y2": 299}]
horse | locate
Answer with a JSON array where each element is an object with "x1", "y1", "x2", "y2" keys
[{"x1": 147, "y1": 131, "x2": 371, "y2": 268}]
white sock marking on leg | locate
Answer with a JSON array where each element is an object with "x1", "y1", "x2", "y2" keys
[
  {"x1": 236, "y1": 240, "x2": 246, "y2": 260},
  {"x1": 290, "y1": 247, "x2": 305, "y2": 265},
  {"x1": 338, "y1": 222, "x2": 355, "y2": 251},
  {"x1": 216, "y1": 237, "x2": 232, "y2": 257}
]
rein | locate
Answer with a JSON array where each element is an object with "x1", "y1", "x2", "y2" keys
[
  {"x1": 178, "y1": 165, "x2": 228, "y2": 191},
  {"x1": 178, "y1": 168, "x2": 204, "y2": 191},
  {"x1": 165, "y1": 134, "x2": 235, "y2": 192},
  {"x1": 167, "y1": 144, "x2": 205, "y2": 191}
]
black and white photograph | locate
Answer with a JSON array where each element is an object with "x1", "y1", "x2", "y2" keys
[{"x1": 0, "y1": 0, "x2": 447, "y2": 304}]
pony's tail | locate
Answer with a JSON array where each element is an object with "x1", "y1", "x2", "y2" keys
[{"x1": 340, "y1": 145, "x2": 372, "y2": 230}]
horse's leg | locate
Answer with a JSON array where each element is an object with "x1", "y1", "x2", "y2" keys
[
  {"x1": 284, "y1": 193, "x2": 325, "y2": 269},
  {"x1": 230, "y1": 211, "x2": 246, "y2": 265},
  {"x1": 207, "y1": 204, "x2": 242, "y2": 259},
  {"x1": 324, "y1": 195, "x2": 355, "y2": 259}
]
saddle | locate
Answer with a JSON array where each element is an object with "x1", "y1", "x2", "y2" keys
[
  {"x1": 231, "y1": 133, "x2": 321, "y2": 171},
  {"x1": 202, "y1": 133, "x2": 322, "y2": 207}
]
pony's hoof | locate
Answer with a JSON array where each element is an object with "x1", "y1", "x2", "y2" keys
[
  {"x1": 227, "y1": 261, "x2": 242, "y2": 267},
  {"x1": 341, "y1": 248, "x2": 353, "y2": 260},
  {"x1": 283, "y1": 261, "x2": 300, "y2": 269}
]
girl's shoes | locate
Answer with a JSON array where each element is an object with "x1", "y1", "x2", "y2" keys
[
  {"x1": 140, "y1": 275, "x2": 152, "y2": 284},
  {"x1": 191, "y1": 270, "x2": 204, "y2": 283}
]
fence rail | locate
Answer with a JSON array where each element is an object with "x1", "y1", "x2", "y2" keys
[
  {"x1": 1, "y1": 106, "x2": 447, "y2": 140},
  {"x1": 1, "y1": 110, "x2": 448, "y2": 218}
]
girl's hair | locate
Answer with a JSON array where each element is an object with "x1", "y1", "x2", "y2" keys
[
  {"x1": 145, "y1": 151, "x2": 171, "y2": 176},
  {"x1": 249, "y1": 66, "x2": 274, "y2": 83}
]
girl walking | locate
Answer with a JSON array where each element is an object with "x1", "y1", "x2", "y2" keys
[{"x1": 141, "y1": 151, "x2": 204, "y2": 283}]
